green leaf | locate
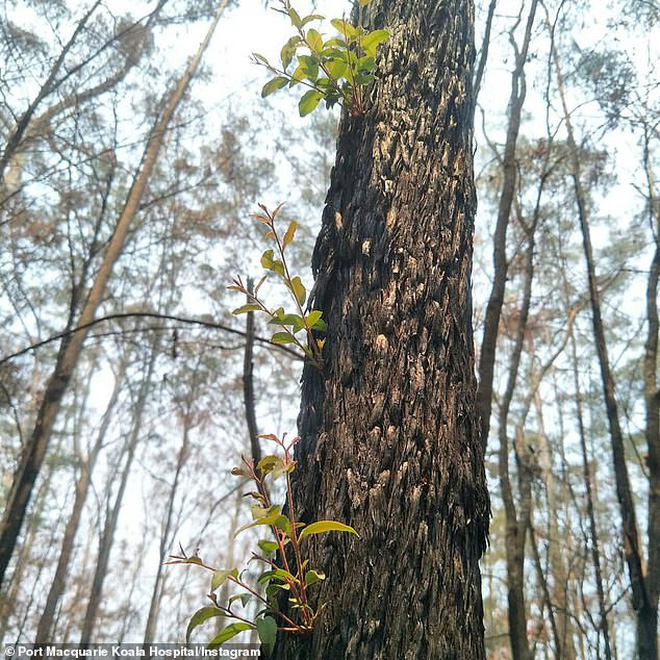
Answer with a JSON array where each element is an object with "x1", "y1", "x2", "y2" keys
[
  {"x1": 258, "y1": 539, "x2": 279, "y2": 555},
  {"x1": 256, "y1": 617, "x2": 278, "y2": 657},
  {"x1": 208, "y1": 622, "x2": 254, "y2": 649},
  {"x1": 250, "y1": 504, "x2": 269, "y2": 519},
  {"x1": 274, "y1": 514, "x2": 291, "y2": 534},
  {"x1": 287, "y1": 7, "x2": 302, "y2": 28},
  {"x1": 290, "y1": 65, "x2": 305, "y2": 85},
  {"x1": 271, "y1": 259, "x2": 285, "y2": 277},
  {"x1": 271, "y1": 331, "x2": 297, "y2": 345},
  {"x1": 304, "y1": 569, "x2": 326, "y2": 586},
  {"x1": 232, "y1": 303, "x2": 261, "y2": 315},
  {"x1": 355, "y1": 72, "x2": 376, "y2": 86},
  {"x1": 324, "y1": 38, "x2": 347, "y2": 50},
  {"x1": 357, "y1": 55, "x2": 376, "y2": 72},
  {"x1": 253, "y1": 53, "x2": 270, "y2": 66},
  {"x1": 261, "y1": 249, "x2": 274, "y2": 269},
  {"x1": 211, "y1": 568, "x2": 238, "y2": 591},
  {"x1": 307, "y1": 28, "x2": 323, "y2": 52},
  {"x1": 268, "y1": 313, "x2": 305, "y2": 333},
  {"x1": 235, "y1": 507, "x2": 282, "y2": 536},
  {"x1": 299, "y1": 520, "x2": 359, "y2": 541},
  {"x1": 261, "y1": 76, "x2": 289, "y2": 98},
  {"x1": 291, "y1": 276, "x2": 307, "y2": 305},
  {"x1": 283, "y1": 220, "x2": 298, "y2": 248},
  {"x1": 186, "y1": 607, "x2": 227, "y2": 643},
  {"x1": 258, "y1": 568, "x2": 298, "y2": 584},
  {"x1": 257, "y1": 454, "x2": 285, "y2": 476},
  {"x1": 229, "y1": 592, "x2": 253, "y2": 608},
  {"x1": 281, "y1": 36, "x2": 301, "y2": 69},
  {"x1": 298, "y1": 55, "x2": 319, "y2": 82},
  {"x1": 362, "y1": 29, "x2": 389, "y2": 54},
  {"x1": 300, "y1": 13, "x2": 324, "y2": 26},
  {"x1": 326, "y1": 59, "x2": 349, "y2": 80},
  {"x1": 306, "y1": 310, "x2": 323, "y2": 328},
  {"x1": 331, "y1": 19, "x2": 358, "y2": 41}
]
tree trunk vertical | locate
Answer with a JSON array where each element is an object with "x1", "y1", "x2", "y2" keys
[
  {"x1": 35, "y1": 353, "x2": 128, "y2": 643},
  {"x1": 276, "y1": 0, "x2": 489, "y2": 657},
  {"x1": 79, "y1": 345, "x2": 157, "y2": 645}
]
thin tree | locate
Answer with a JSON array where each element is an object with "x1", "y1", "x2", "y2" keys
[{"x1": 548, "y1": 10, "x2": 659, "y2": 657}]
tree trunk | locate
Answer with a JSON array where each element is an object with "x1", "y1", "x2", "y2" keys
[
  {"x1": 476, "y1": 0, "x2": 538, "y2": 452},
  {"x1": 79, "y1": 346, "x2": 157, "y2": 645},
  {"x1": 0, "y1": 0, "x2": 229, "y2": 589},
  {"x1": 143, "y1": 414, "x2": 192, "y2": 643},
  {"x1": 548, "y1": 15, "x2": 655, "y2": 659},
  {"x1": 35, "y1": 354, "x2": 128, "y2": 643},
  {"x1": 275, "y1": 0, "x2": 489, "y2": 657}
]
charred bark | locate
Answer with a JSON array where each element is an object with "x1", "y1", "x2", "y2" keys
[{"x1": 275, "y1": 0, "x2": 489, "y2": 657}]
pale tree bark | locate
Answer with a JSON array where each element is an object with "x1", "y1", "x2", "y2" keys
[
  {"x1": 143, "y1": 400, "x2": 195, "y2": 643},
  {"x1": 548, "y1": 14, "x2": 657, "y2": 658},
  {"x1": 35, "y1": 352, "x2": 129, "y2": 643},
  {"x1": 533, "y1": 393, "x2": 576, "y2": 659},
  {"x1": 79, "y1": 344, "x2": 158, "y2": 645},
  {"x1": 568, "y1": 328, "x2": 613, "y2": 660},
  {"x1": 0, "y1": 0, "x2": 230, "y2": 589},
  {"x1": 275, "y1": 0, "x2": 489, "y2": 656}
]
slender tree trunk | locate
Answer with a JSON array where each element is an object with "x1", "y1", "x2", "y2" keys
[
  {"x1": 476, "y1": 0, "x2": 538, "y2": 452},
  {"x1": 534, "y1": 393, "x2": 576, "y2": 660},
  {"x1": 0, "y1": 442, "x2": 61, "y2": 642},
  {"x1": 243, "y1": 279, "x2": 261, "y2": 467},
  {"x1": 35, "y1": 354, "x2": 129, "y2": 643},
  {"x1": 0, "y1": 0, "x2": 229, "y2": 589},
  {"x1": 567, "y1": 330, "x2": 613, "y2": 660},
  {"x1": 641, "y1": 121, "x2": 660, "y2": 659},
  {"x1": 80, "y1": 346, "x2": 157, "y2": 645},
  {"x1": 548, "y1": 17, "x2": 655, "y2": 658},
  {"x1": 276, "y1": 0, "x2": 489, "y2": 657},
  {"x1": 143, "y1": 415, "x2": 192, "y2": 643}
]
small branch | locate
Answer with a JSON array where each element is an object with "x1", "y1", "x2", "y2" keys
[{"x1": 0, "y1": 312, "x2": 304, "y2": 367}]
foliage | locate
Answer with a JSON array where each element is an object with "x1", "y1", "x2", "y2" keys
[
  {"x1": 253, "y1": 0, "x2": 389, "y2": 116},
  {"x1": 169, "y1": 433, "x2": 358, "y2": 654},
  {"x1": 229, "y1": 203, "x2": 326, "y2": 371}
]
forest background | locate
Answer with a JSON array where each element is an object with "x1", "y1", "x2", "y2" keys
[{"x1": 0, "y1": 0, "x2": 658, "y2": 658}]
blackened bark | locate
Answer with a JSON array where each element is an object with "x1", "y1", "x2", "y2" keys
[
  {"x1": 275, "y1": 1, "x2": 489, "y2": 657},
  {"x1": 243, "y1": 279, "x2": 261, "y2": 467}
]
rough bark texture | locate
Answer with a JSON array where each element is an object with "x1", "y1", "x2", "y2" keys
[{"x1": 275, "y1": 1, "x2": 489, "y2": 657}]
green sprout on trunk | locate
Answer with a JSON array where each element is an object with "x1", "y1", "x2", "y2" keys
[
  {"x1": 254, "y1": 0, "x2": 390, "y2": 116},
  {"x1": 229, "y1": 202, "x2": 326, "y2": 371},
  {"x1": 170, "y1": 434, "x2": 358, "y2": 655}
]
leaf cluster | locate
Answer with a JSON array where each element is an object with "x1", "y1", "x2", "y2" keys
[
  {"x1": 229, "y1": 203, "x2": 326, "y2": 371},
  {"x1": 171, "y1": 434, "x2": 358, "y2": 655},
  {"x1": 254, "y1": 0, "x2": 389, "y2": 116}
]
